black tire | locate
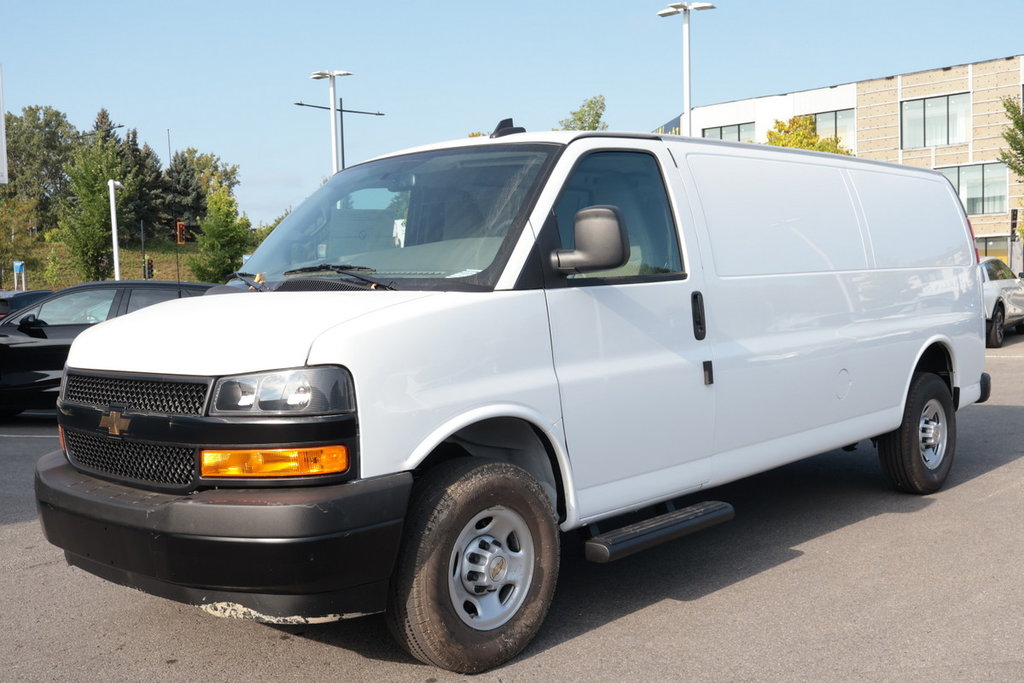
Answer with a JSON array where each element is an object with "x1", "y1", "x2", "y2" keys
[
  {"x1": 986, "y1": 304, "x2": 1005, "y2": 348},
  {"x1": 878, "y1": 373, "x2": 956, "y2": 494},
  {"x1": 386, "y1": 459, "x2": 559, "y2": 674}
]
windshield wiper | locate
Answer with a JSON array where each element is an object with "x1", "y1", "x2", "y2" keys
[
  {"x1": 227, "y1": 271, "x2": 268, "y2": 291},
  {"x1": 282, "y1": 263, "x2": 396, "y2": 290}
]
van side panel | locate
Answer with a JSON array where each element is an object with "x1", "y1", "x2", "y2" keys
[
  {"x1": 850, "y1": 169, "x2": 975, "y2": 269},
  {"x1": 674, "y1": 142, "x2": 983, "y2": 485}
]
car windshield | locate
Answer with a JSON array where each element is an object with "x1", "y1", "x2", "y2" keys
[{"x1": 242, "y1": 144, "x2": 557, "y2": 291}]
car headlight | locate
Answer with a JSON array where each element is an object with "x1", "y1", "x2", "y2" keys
[{"x1": 210, "y1": 366, "x2": 355, "y2": 416}]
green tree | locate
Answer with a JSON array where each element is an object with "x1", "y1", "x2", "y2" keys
[
  {"x1": 766, "y1": 115, "x2": 852, "y2": 155},
  {"x1": 187, "y1": 187, "x2": 252, "y2": 283},
  {"x1": 165, "y1": 150, "x2": 207, "y2": 238},
  {"x1": 180, "y1": 147, "x2": 240, "y2": 197},
  {"x1": 0, "y1": 106, "x2": 80, "y2": 232},
  {"x1": 0, "y1": 196, "x2": 40, "y2": 289},
  {"x1": 251, "y1": 208, "x2": 290, "y2": 249},
  {"x1": 121, "y1": 129, "x2": 169, "y2": 243},
  {"x1": 556, "y1": 95, "x2": 609, "y2": 131},
  {"x1": 998, "y1": 96, "x2": 1024, "y2": 179},
  {"x1": 59, "y1": 132, "x2": 136, "y2": 281}
]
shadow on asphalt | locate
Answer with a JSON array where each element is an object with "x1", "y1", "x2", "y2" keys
[
  {"x1": 279, "y1": 400, "x2": 1024, "y2": 668},
  {"x1": 1, "y1": 410, "x2": 59, "y2": 526}
]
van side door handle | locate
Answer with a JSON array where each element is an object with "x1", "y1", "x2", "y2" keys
[{"x1": 691, "y1": 291, "x2": 707, "y2": 341}]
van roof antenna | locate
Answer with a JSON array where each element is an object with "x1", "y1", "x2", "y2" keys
[{"x1": 491, "y1": 118, "x2": 526, "y2": 138}]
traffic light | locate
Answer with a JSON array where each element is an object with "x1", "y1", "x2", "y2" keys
[
  {"x1": 176, "y1": 221, "x2": 187, "y2": 245},
  {"x1": 144, "y1": 259, "x2": 154, "y2": 279}
]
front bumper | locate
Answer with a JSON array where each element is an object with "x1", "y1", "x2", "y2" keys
[{"x1": 35, "y1": 450, "x2": 412, "y2": 622}]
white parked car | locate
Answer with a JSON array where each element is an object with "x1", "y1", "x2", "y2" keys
[
  {"x1": 980, "y1": 256, "x2": 1024, "y2": 347},
  {"x1": 35, "y1": 122, "x2": 990, "y2": 674}
]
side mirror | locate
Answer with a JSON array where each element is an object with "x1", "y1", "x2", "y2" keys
[
  {"x1": 550, "y1": 205, "x2": 630, "y2": 274},
  {"x1": 18, "y1": 314, "x2": 44, "y2": 333}
]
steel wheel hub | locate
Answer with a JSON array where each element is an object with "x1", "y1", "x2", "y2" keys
[
  {"x1": 448, "y1": 505, "x2": 534, "y2": 631},
  {"x1": 918, "y1": 398, "x2": 948, "y2": 470}
]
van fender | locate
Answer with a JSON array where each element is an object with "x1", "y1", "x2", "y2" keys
[
  {"x1": 901, "y1": 335, "x2": 957, "y2": 406},
  {"x1": 400, "y1": 403, "x2": 582, "y2": 530}
]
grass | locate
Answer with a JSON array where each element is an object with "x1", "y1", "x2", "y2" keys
[{"x1": 12, "y1": 239, "x2": 206, "y2": 291}]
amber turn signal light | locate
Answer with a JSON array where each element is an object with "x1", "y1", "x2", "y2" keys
[{"x1": 200, "y1": 445, "x2": 348, "y2": 477}]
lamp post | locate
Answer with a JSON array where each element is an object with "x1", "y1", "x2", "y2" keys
[
  {"x1": 658, "y1": 2, "x2": 716, "y2": 137},
  {"x1": 310, "y1": 70, "x2": 353, "y2": 174},
  {"x1": 294, "y1": 100, "x2": 385, "y2": 171},
  {"x1": 107, "y1": 180, "x2": 124, "y2": 281}
]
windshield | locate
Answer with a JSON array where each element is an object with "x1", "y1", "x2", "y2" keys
[{"x1": 242, "y1": 144, "x2": 557, "y2": 291}]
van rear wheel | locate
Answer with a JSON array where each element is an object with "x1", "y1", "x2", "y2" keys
[
  {"x1": 878, "y1": 372, "x2": 955, "y2": 494},
  {"x1": 386, "y1": 459, "x2": 559, "y2": 673}
]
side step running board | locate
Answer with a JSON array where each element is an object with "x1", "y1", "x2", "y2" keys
[{"x1": 584, "y1": 500, "x2": 735, "y2": 563}]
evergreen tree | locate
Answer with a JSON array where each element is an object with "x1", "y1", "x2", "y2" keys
[
  {"x1": 121, "y1": 129, "x2": 169, "y2": 243},
  {"x1": 165, "y1": 150, "x2": 207, "y2": 239},
  {"x1": 187, "y1": 187, "x2": 252, "y2": 282}
]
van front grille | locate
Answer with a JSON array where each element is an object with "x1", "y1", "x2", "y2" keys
[
  {"x1": 64, "y1": 429, "x2": 196, "y2": 488},
  {"x1": 64, "y1": 373, "x2": 209, "y2": 416}
]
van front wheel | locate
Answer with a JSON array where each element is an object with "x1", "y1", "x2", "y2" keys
[
  {"x1": 386, "y1": 459, "x2": 559, "y2": 673},
  {"x1": 878, "y1": 372, "x2": 955, "y2": 494}
]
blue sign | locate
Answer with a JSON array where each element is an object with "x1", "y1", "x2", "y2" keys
[{"x1": 13, "y1": 260, "x2": 24, "y2": 274}]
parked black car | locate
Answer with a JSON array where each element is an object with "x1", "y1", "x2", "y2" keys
[
  {"x1": 0, "y1": 289, "x2": 53, "y2": 320},
  {"x1": 0, "y1": 280, "x2": 214, "y2": 415}
]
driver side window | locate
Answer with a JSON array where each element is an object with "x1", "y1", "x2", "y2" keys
[
  {"x1": 32, "y1": 289, "x2": 118, "y2": 326},
  {"x1": 555, "y1": 151, "x2": 683, "y2": 279}
]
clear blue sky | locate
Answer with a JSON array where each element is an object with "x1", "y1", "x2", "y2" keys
[{"x1": 3, "y1": 0, "x2": 1023, "y2": 226}]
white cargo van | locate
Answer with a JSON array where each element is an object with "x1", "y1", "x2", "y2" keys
[{"x1": 36, "y1": 121, "x2": 990, "y2": 673}]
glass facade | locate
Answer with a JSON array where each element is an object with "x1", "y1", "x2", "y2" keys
[
  {"x1": 702, "y1": 122, "x2": 755, "y2": 143},
  {"x1": 939, "y1": 162, "x2": 1007, "y2": 215},
  {"x1": 901, "y1": 93, "x2": 970, "y2": 148}
]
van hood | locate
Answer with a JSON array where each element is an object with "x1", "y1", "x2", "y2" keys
[{"x1": 67, "y1": 290, "x2": 437, "y2": 376}]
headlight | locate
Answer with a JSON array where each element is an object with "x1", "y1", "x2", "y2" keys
[{"x1": 210, "y1": 366, "x2": 355, "y2": 416}]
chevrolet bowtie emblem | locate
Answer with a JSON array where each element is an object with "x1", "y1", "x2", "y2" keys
[{"x1": 99, "y1": 410, "x2": 132, "y2": 436}]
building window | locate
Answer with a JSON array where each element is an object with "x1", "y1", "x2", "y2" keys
[
  {"x1": 976, "y1": 236, "x2": 1009, "y2": 264},
  {"x1": 939, "y1": 163, "x2": 1007, "y2": 215},
  {"x1": 814, "y1": 109, "x2": 855, "y2": 149},
  {"x1": 702, "y1": 122, "x2": 755, "y2": 143},
  {"x1": 901, "y1": 93, "x2": 970, "y2": 149}
]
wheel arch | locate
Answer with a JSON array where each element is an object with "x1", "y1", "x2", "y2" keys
[
  {"x1": 405, "y1": 408, "x2": 577, "y2": 527},
  {"x1": 909, "y1": 339, "x2": 958, "y2": 408}
]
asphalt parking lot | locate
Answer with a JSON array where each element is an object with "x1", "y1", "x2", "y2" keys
[{"x1": 2, "y1": 342, "x2": 1023, "y2": 682}]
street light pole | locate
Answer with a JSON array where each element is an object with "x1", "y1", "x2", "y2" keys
[
  {"x1": 310, "y1": 70, "x2": 353, "y2": 174},
  {"x1": 658, "y1": 2, "x2": 716, "y2": 137},
  {"x1": 294, "y1": 100, "x2": 385, "y2": 172},
  {"x1": 107, "y1": 180, "x2": 124, "y2": 281}
]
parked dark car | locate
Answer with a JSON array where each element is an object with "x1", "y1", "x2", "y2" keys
[
  {"x1": 0, "y1": 280, "x2": 214, "y2": 415},
  {"x1": 0, "y1": 289, "x2": 53, "y2": 320}
]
